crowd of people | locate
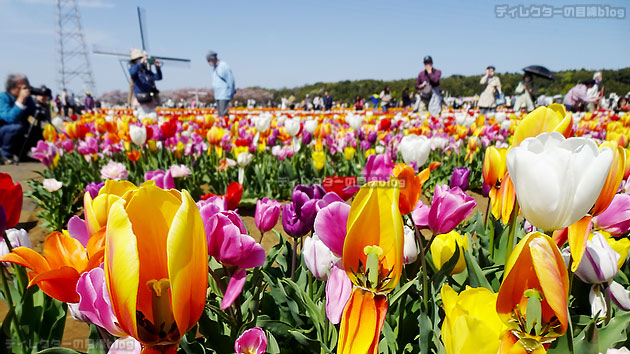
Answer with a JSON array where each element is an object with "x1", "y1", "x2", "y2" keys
[{"x1": 3, "y1": 50, "x2": 629, "y2": 164}]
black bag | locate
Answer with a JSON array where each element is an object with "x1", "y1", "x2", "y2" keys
[{"x1": 136, "y1": 92, "x2": 153, "y2": 104}]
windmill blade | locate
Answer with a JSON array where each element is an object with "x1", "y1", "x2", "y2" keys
[
  {"x1": 93, "y1": 49, "x2": 130, "y2": 58},
  {"x1": 152, "y1": 55, "x2": 191, "y2": 63},
  {"x1": 137, "y1": 7, "x2": 149, "y2": 52}
]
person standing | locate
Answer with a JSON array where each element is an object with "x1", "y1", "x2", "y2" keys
[
  {"x1": 207, "y1": 51, "x2": 235, "y2": 118},
  {"x1": 380, "y1": 86, "x2": 392, "y2": 112},
  {"x1": 0, "y1": 73, "x2": 36, "y2": 163},
  {"x1": 587, "y1": 71, "x2": 603, "y2": 112},
  {"x1": 129, "y1": 49, "x2": 162, "y2": 114},
  {"x1": 401, "y1": 87, "x2": 411, "y2": 108},
  {"x1": 84, "y1": 91, "x2": 95, "y2": 112},
  {"x1": 323, "y1": 91, "x2": 333, "y2": 111},
  {"x1": 513, "y1": 73, "x2": 536, "y2": 112},
  {"x1": 478, "y1": 66, "x2": 501, "y2": 116},
  {"x1": 353, "y1": 95, "x2": 364, "y2": 110},
  {"x1": 415, "y1": 56, "x2": 442, "y2": 115}
]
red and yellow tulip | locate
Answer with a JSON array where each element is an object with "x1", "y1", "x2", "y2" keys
[
  {"x1": 105, "y1": 183, "x2": 208, "y2": 353},
  {"x1": 338, "y1": 180, "x2": 404, "y2": 354},
  {"x1": 496, "y1": 232, "x2": 569, "y2": 354}
]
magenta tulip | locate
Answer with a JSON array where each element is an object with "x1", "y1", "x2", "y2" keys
[
  {"x1": 234, "y1": 327, "x2": 267, "y2": 354},
  {"x1": 75, "y1": 267, "x2": 126, "y2": 337},
  {"x1": 427, "y1": 184, "x2": 477, "y2": 235},
  {"x1": 313, "y1": 201, "x2": 350, "y2": 257},
  {"x1": 362, "y1": 153, "x2": 394, "y2": 182},
  {"x1": 144, "y1": 169, "x2": 175, "y2": 190},
  {"x1": 593, "y1": 193, "x2": 630, "y2": 237},
  {"x1": 325, "y1": 263, "x2": 352, "y2": 324},
  {"x1": 255, "y1": 198, "x2": 282, "y2": 233}
]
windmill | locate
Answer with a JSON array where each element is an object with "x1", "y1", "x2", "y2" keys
[{"x1": 93, "y1": 7, "x2": 191, "y2": 104}]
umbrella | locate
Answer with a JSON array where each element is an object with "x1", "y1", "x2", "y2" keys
[{"x1": 523, "y1": 65, "x2": 555, "y2": 80}]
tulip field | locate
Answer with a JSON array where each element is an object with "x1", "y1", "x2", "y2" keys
[{"x1": 3, "y1": 104, "x2": 630, "y2": 354}]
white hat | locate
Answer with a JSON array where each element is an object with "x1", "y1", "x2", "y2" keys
[{"x1": 130, "y1": 48, "x2": 145, "y2": 60}]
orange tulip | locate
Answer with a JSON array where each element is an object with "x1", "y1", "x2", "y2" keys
[
  {"x1": 127, "y1": 150, "x2": 142, "y2": 162},
  {"x1": 489, "y1": 174, "x2": 517, "y2": 225},
  {"x1": 483, "y1": 146, "x2": 508, "y2": 188},
  {"x1": 496, "y1": 232, "x2": 569, "y2": 354},
  {"x1": 392, "y1": 163, "x2": 422, "y2": 215},
  {"x1": 512, "y1": 104, "x2": 572, "y2": 147},
  {"x1": 0, "y1": 231, "x2": 104, "y2": 302},
  {"x1": 590, "y1": 141, "x2": 626, "y2": 216},
  {"x1": 339, "y1": 180, "x2": 404, "y2": 354},
  {"x1": 105, "y1": 184, "x2": 208, "y2": 353},
  {"x1": 42, "y1": 124, "x2": 57, "y2": 142}
]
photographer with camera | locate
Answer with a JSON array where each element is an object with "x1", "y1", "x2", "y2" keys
[
  {"x1": 129, "y1": 49, "x2": 162, "y2": 115},
  {"x1": 0, "y1": 73, "x2": 37, "y2": 164}
]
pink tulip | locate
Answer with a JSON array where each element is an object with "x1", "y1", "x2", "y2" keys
[
  {"x1": 325, "y1": 263, "x2": 352, "y2": 324},
  {"x1": 362, "y1": 153, "x2": 394, "y2": 182},
  {"x1": 67, "y1": 215, "x2": 90, "y2": 247},
  {"x1": 255, "y1": 198, "x2": 282, "y2": 233},
  {"x1": 315, "y1": 192, "x2": 344, "y2": 211},
  {"x1": 204, "y1": 213, "x2": 265, "y2": 309},
  {"x1": 75, "y1": 267, "x2": 126, "y2": 337},
  {"x1": 593, "y1": 194, "x2": 630, "y2": 237},
  {"x1": 411, "y1": 201, "x2": 430, "y2": 228},
  {"x1": 234, "y1": 327, "x2": 267, "y2": 354},
  {"x1": 144, "y1": 169, "x2": 175, "y2": 190},
  {"x1": 313, "y1": 201, "x2": 350, "y2": 257},
  {"x1": 427, "y1": 184, "x2": 477, "y2": 235}
]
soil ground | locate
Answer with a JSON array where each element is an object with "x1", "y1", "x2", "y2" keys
[{"x1": 0, "y1": 162, "x2": 489, "y2": 350}]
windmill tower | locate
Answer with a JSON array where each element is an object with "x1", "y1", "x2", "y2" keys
[{"x1": 55, "y1": 0, "x2": 97, "y2": 94}]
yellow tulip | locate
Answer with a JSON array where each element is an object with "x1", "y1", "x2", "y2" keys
[
  {"x1": 105, "y1": 184, "x2": 208, "y2": 353},
  {"x1": 312, "y1": 150, "x2": 326, "y2": 170},
  {"x1": 441, "y1": 284, "x2": 505, "y2": 354},
  {"x1": 344, "y1": 146, "x2": 356, "y2": 161},
  {"x1": 43, "y1": 123, "x2": 57, "y2": 142},
  {"x1": 512, "y1": 104, "x2": 572, "y2": 146},
  {"x1": 338, "y1": 180, "x2": 404, "y2": 354},
  {"x1": 430, "y1": 231, "x2": 468, "y2": 274},
  {"x1": 84, "y1": 180, "x2": 137, "y2": 236}
]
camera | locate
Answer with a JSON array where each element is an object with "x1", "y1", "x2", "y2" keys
[{"x1": 29, "y1": 86, "x2": 52, "y2": 98}]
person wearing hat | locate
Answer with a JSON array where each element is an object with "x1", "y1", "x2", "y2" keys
[
  {"x1": 128, "y1": 48, "x2": 162, "y2": 113},
  {"x1": 206, "y1": 51, "x2": 235, "y2": 118},
  {"x1": 478, "y1": 65, "x2": 502, "y2": 116},
  {"x1": 84, "y1": 91, "x2": 95, "y2": 112},
  {"x1": 414, "y1": 56, "x2": 442, "y2": 115}
]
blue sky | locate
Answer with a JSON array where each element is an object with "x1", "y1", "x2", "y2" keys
[{"x1": 1, "y1": 0, "x2": 628, "y2": 95}]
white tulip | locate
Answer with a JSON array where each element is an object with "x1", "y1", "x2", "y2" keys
[
  {"x1": 43, "y1": 178, "x2": 63, "y2": 192},
  {"x1": 129, "y1": 124, "x2": 147, "y2": 146},
  {"x1": 236, "y1": 152, "x2": 253, "y2": 167},
  {"x1": 303, "y1": 233, "x2": 340, "y2": 280},
  {"x1": 284, "y1": 117, "x2": 301, "y2": 137},
  {"x1": 398, "y1": 134, "x2": 431, "y2": 167},
  {"x1": 495, "y1": 112, "x2": 507, "y2": 123},
  {"x1": 506, "y1": 132, "x2": 613, "y2": 232},
  {"x1": 0, "y1": 229, "x2": 31, "y2": 257},
  {"x1": 51, "y1": 117, "x2": 65, "y2": 131},
  {"x1": 403, "y1": 226, "x2": 418, "y2": 264},
  {"x1": 253, "y1": 113, "x2": 272, "y2": 132},
  {"x1": 304, "y1": 119, "x2": 318, "y2": 134},
  {"x1": 345, "y1": 113, "x2": 363, "y2": 130}
]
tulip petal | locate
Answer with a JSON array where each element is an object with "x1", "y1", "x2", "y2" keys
[
  {"x1": 43, "y1": 231, "x2": 89, "y2": 271},
  {"x1": 29, "y1": 266, "x2": 81, "y2": 303},
  {"x1": 105, "y1": 199, "x2": 139, "y2": 339},
  {"x1": 326, "y1": 263, "x2": 352, "y2": 324},
  {"x1": 68, "y1": 215, "x2": 90, "y2": 248},
  {"x1": 107, "y1": 337, "x2": 142, "y2": 354},
  {"x1": 167, "y1": 190, "x2": 208, "y2": 331},
  {"x1": 568, "y1": 215, "x2": 593, "y2": 272},
  {"x1": 221, "y1": 268, "x2": 247, "y2": 310},
  {"x1": 608, "y1": 281, "x2": 630, "y2": 311},
  {"x1": 337, "y1": 288, "x2": 387, "y2": 354},
  {"x1": 314, "y1": 201, "x2": 350, "y2": 257},
  {"x1": 0, "y1": 246, "x2": 50, "y2": 273}
]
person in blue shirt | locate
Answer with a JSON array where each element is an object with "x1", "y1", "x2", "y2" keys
[
  {"x1": 0, "y1": 74, "x2": 36, "y2": 163},
  {"x1": 129, "y1": 49, "x2": 162, "y2": 113},
  {"x1": 206, "y1": 51, "x2": 235, "y2": 118}
]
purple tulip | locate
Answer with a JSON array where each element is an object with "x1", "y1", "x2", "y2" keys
[
  {"x1": 234, "y1": 327, "x2": 267, "y2": 354},
  {"x1": 367, "y1": 130, "x2": 377, "y2": 144},
  {"x1": 31, "y1": 141, "x2": 58, "y2": 167},
  {"x1": 282, "y1": 184, "x2": 325, "y2": 237},
  {"x1": 362, "y1": 154, "x2": 394, "y2": 182},
  {"x1": 449, "y1": 167, "x2": 471, "y2": 191},
  {"x1": 282, "y1": 203, "x2": 312, "y2": 238},
  {"x1": 427, "y1": 185, "x2": 477, "y2": 235},
  {"x1": 359, "y1": 140, "x2": 371, "y2": 151},
  {"x1": 481, "y1": 183, "x2": 491, "y2": 197},
  {"x1": 302, "y1": 130, "x2": 313, "y2": 145},
  {"x1": 204, "y1": 213, "x2": 265, "y2": 309},
  {"x1": 144, "y1": 169, "x2": 175, "y2": 190},
  {"x1": 593, "y1": 194, "x2": 630, "y2": 237},
  {"x1": 325, "y1": 263, "x2": 352, "y2": 324},
  {"x1": 84, "y1": 181, "x2": 104, "y2": 200},
  {"x1": 74, "y1": 267, "x2": 126, "y2": 337}
]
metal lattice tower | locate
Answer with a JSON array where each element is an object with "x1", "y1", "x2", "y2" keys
[{"x1": 55, "y1": 0, "x2": 96, "y2": 94}]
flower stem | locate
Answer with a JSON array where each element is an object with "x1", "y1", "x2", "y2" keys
[
  {"x1": 414, "y1": 226, "x2": 430, "y2": 312},
  {"x1": 290, "y1": 237, "x2": 299, "y2": 281},
  {"x1": 504, "y1": 205, "x2": 519, "y2": 265}
]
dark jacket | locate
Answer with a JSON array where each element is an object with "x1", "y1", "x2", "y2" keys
[
  {"x1": 129, "y1": 63, "x2": 162, "y2": 95},
  {"x1": 415, "y1": 69, "x2": 442, "y2": 90}
]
